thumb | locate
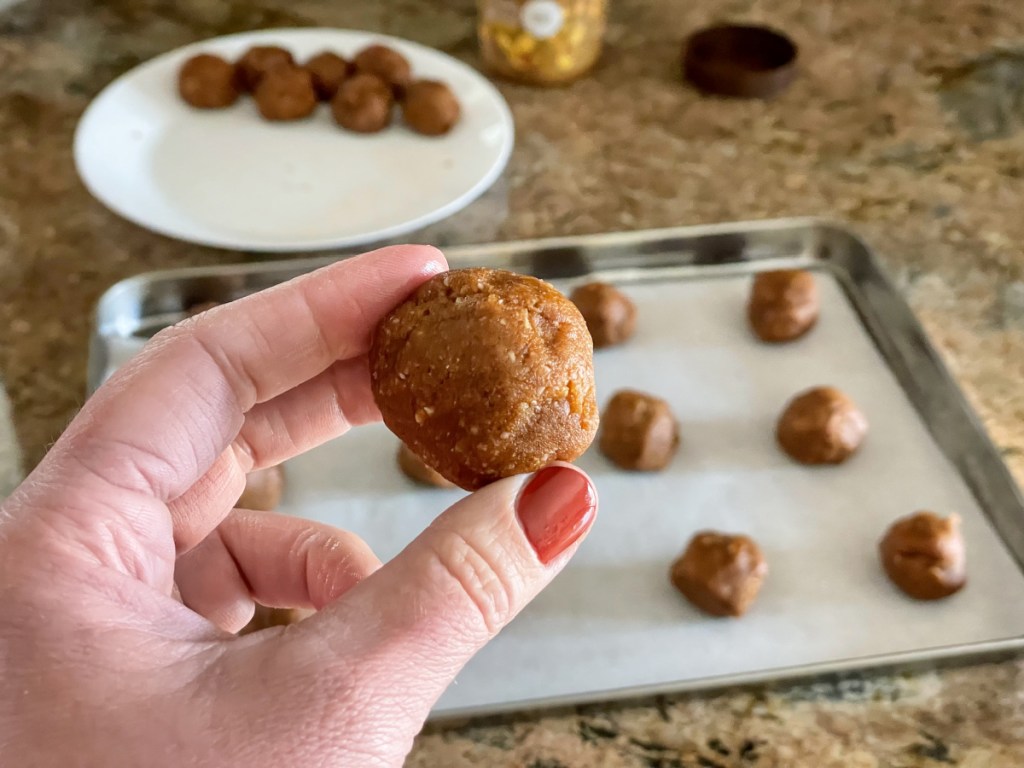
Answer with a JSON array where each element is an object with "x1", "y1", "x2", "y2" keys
[{"x1": 292, "y1": 462, "x2": 596, "y2": 747}]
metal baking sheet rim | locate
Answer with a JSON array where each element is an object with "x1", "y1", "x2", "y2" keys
[
  {"x1": 89, "y1": 217, "x2": 1024, "y2": 717},
  {"x1": 430, "y1": 637, "x2": 1024, "y2": 724}
]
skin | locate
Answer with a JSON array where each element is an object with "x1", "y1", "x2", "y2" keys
[{"x1": 0, "y1": 245, "x2": 597, "y2": 767}]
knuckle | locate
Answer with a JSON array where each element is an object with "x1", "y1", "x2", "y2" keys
[
  {"x1": 426, "y1": 527, "x2": 519, "y2": 636},
  {"x1": 153, "y1": 320, "x2": 260, "y2": 409},
  {"x1": 230, "y1": 431, "x2": 258, "y2": 471},
  {"x1": 149, "y1": 321, "x2": 192, "y2": 349},
  {"x1": 294, "y1": 528, "x2": 374, "y2": 602}
]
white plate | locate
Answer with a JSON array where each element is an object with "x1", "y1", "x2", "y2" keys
[{"x1": 73, "y1": 29, "x2": 514, "y2": 252}]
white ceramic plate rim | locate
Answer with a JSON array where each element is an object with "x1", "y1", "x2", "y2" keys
[{"x1": 73, "y1": 28, "x2": 515, "y2": 252}]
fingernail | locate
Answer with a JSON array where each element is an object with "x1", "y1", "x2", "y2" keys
[{"x1": 516, "y1": 464, "x2": 597, "y2": 565}]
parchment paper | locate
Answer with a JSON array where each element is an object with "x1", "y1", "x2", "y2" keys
[{"x1": 285, "y1": 273, "x2": 1024, "y2": 716}]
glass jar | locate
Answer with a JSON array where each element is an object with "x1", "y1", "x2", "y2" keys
[{"x1": 478, "y1": 0, "x2": 607, "y2": 86}]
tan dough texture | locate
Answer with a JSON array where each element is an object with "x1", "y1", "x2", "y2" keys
[
  {"x1": 776, "y1": 385, "x2": 867, "y2": 465},
  {"x1": 670, "y1": 531, "x2": 768, "y2": 617},
  {"x1": 234, "y1": 45, "x2": 295, "y2": 92},
  {"x1": 254, "y1": 67, "x2": 317, "y2": 121},
  {"x1": 402, "y1": 80, "x2": 461, "y2": 136},
  {"x1": 598, "y1": 389, "x2": 679, "y2": 471},
  {"x1": 570, "y1": 281, "x2": 637, "y2": 349},
  {"x1": 331, "y1": 73, "x2": 394, "y2": 133},
  {"x1": 397, "y1": 442, "x2": 455, "y2": 489},
  {"x1": 237, "y1": 465, "x2": 285, "y2": 511},
  {"x1": 879, "y1": 511, "x2": 966, "y2": 600},
  {"x1": 239, "y1": 605, "x2": 313, "y2": 635},
  {"x1": 178, "y1": 54, "x2": 239, "y2": 109},
  {"x1": 748, "y1": 269, "x2": 819, "y2": 343},
  {"x1": 353, "y1": 44, "x2": 412, "y2": 95},
  {"x1": 305, "y1": 51, "x2": 351, "y2": 100},
  {"x1": 370, "y1": 268, "x2": 598, "y2": 491}
]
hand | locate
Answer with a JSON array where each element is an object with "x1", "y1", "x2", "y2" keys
[{"x1": 0, "y1": 246, "x2": 598, "y2": 767}]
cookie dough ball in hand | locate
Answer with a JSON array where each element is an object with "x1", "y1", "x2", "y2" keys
[
  {"x1": 331, "y1": 74, "x2": 394, "y2": 133},
  {"x1": 370, "y1": 268, "x2": 599, "y2": 491},
  {"x1": 880, "y1": 512, "x2": 966, "y2": 600},
  {"x1": 237, "y1": 465, "x2": 285, "y2": 511},
  {"x1": 670, "y1": 532, "x2": 767, "y2": 617},
  {"x1": 397, "y1": 443, "x2": 455, "y2": 489},
  {"x1": 254, "y1": 67, "x2": 317, "y2": 121},
  {"x1": 305, "y1": 51, "x2": 351, "y2": 100},
  {"x1": 235, "y1": 45, "x2": 295, "y2": 92},
  {"x1": 570, "y1": 282, "x2": 637, "y2": 348},
  {"x1": 178, "y1": 54, "x2": 239, "y2": 109},
  {"x1": 776, "y1": 386, "x2": 867, "y2": 465},
  {"x1": 354, "y1": 44, "x2": 412, "y2": 95},
  {"x1": 402, "y1": 80, "x2": 461, "y2": 136},
  {"x1": 748, "y1": 269, "x2": 819, "y2": 343},
  {"x1": 599, "y1": 390, "x2": 679, "y2": 470}
]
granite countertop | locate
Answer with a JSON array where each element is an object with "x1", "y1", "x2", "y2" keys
[{"x1": 3, "y1": 0, "x2": 1024, "y2": 764}]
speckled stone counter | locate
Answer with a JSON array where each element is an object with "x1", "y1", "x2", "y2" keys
[{"x1": 2, "y1": 0, "x2": 1024, "y2": 764}]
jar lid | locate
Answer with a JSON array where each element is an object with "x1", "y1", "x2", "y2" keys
[{"x1": 682, "y1": 24, "x2": 798, "y2": 99}]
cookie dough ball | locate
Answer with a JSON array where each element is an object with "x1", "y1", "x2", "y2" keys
[
  {"x1": 776, "y1": 386, "x2": 867, "y2": 465},
  {"x1": 369, "y1": 268, "x2": 599, "y2": 491},
  {"x1": 331, "y1": 73, "x2": 394, "y2": 133},
  {"x1": 305, "y1": 50, "x2": 351, "y2": 100},
  {"x1": 234, "y1": 45, "x2": 295, "y2": 92},
  {"x1": 570, "y1": 282, "x2": 637, "y2": 349},
  {"x1": 353, "y1": 44, "x2": 412, "y2": 95},
  {"x1": 237, "y1": 465, "x2": 285, "y2": 511},
  {"x1": 879, "y1": 512, "x2": 966, "y2": 600},
  {"x1": 670, "y1": 532, "x2": 767, "y2": 617},
  {"x1": 401, "y1": 80, "x2": 461, "y2": 136},
  {"x1": 178, "y1": 54, "x2": 239, "y2": 109},
  {"x1": 748, "y1": 269, "x2": 819, "y2": 343},
  {"x1": 254, "y1": 66, "x2": 317, "y2": 121},
  {"x1": 240, "y1": 604, "x2": 313, "y2": 635},
  {"x1": 599, "y1": 390, "x2": 679, "y2": 471},
  {"x1": 397, "y1": 443, "x2": 456, "y2": 489}
]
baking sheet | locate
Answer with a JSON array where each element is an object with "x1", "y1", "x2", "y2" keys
[{"x1": 283, "y1": 271, "x2": 1024, "y2": 717}]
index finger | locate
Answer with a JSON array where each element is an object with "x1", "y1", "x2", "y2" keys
[{"x1": 55, "y1": 245, "x2": 446, "y2": 502}]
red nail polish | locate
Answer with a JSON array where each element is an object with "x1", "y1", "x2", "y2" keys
[{"x1": 516, "y1": 464, "x2": 597, "y2": 565}]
